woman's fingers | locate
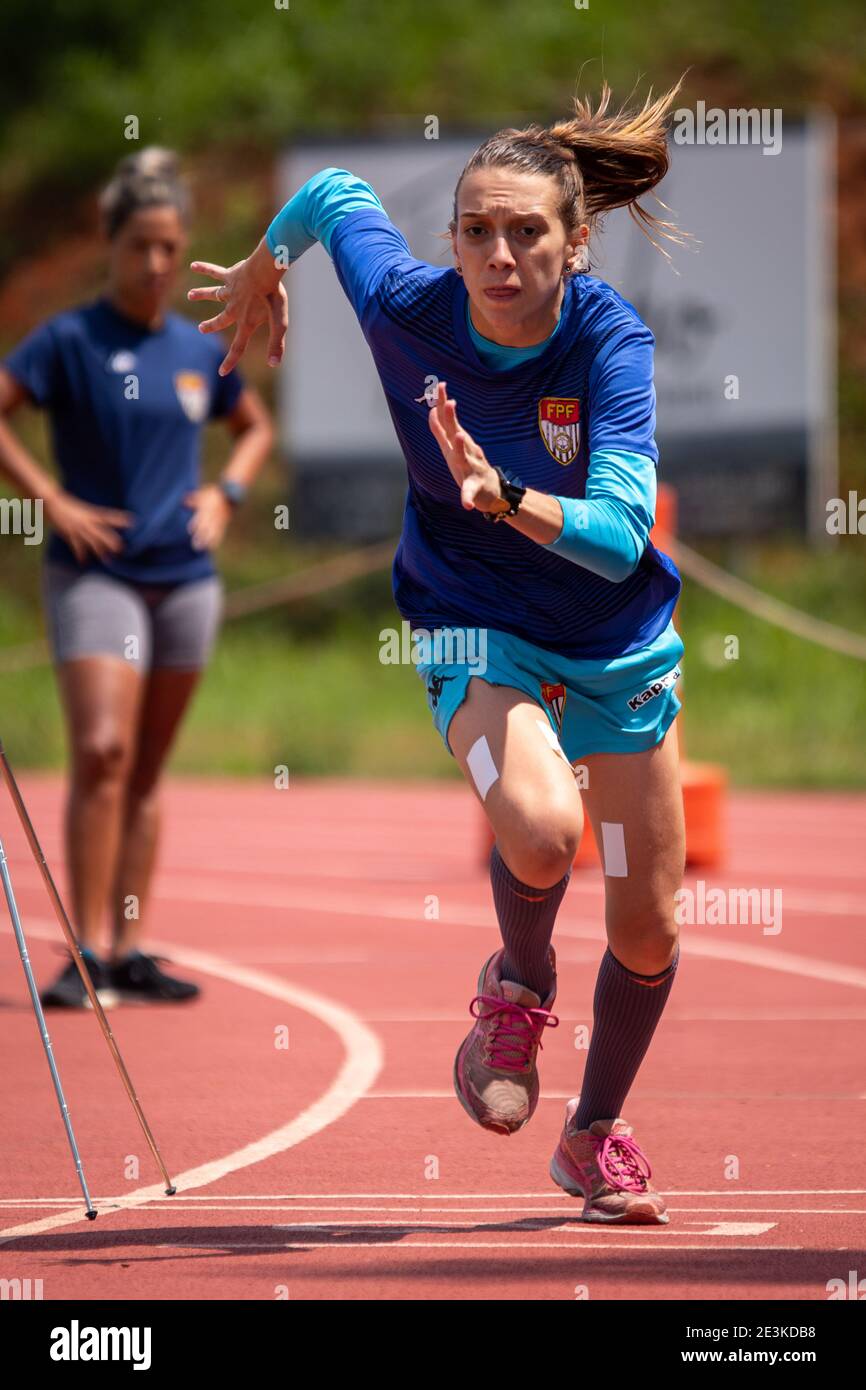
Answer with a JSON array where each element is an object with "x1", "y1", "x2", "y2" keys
[
  {"x1": 443, "y1": 399, "x2": 461, "y2": 445},
  {"x1": 427, "y1": 403, "x2": 450, "y2": 453},
  {"x1": 198, "y1": 308, "x2": 236, "y2": 335},
  {"x1": 187, "y1": 286, "x2": 227, "y2": 303},
  {"x1": 266, "y1": 288, "x2": 288, "y2": 366},
  {"x1": 218, "y1": 322, "x2": 254, "y2": 377},
  {"x1": 461, "y1": 475, "x2": 483, "y2": 510},
  {"x1": 189, "y1": 261, "x2": 229, "y2": 279}
]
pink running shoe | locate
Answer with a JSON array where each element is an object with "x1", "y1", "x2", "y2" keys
[
  {"x1": 453, "y1": 947, "x2": 559, "y2": 1135},
  {"x1": 549, "y1": 1099, "x2": 669, "y2": 1223}
]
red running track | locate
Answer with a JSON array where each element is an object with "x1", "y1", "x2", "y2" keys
[{"x1": 0, "y1": 773, "x2": 864, "y2": 1301}]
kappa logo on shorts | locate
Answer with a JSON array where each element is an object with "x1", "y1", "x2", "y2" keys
[
  {"x1": 174, "y1": 370, "x2": 210, "y2": 423},
  {"x1": 427, "y1": 672, "x2": 455, "y2": 710},
  {"x1": 540, "y1": 680, "x2": 567, "y2": 734},
  {"x1": 626, "y1": 665, "x2": 681, "y2": 713},
  {"x1": 538, "y1": 398, "x2": 580, "y2": 466}
]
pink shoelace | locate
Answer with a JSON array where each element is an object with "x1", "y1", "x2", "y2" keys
[
  {"x1": 590, "y1": 1132, "x2": 653, "y2": 1193},
  {"x1": 470, "y1": 992, "x2": 559, "y2": 1072}
]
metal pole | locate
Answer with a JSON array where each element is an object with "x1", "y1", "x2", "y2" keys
[
  {"x1": 0, "y1": 739, "x2": 176, "y2": 1196},
  {"x1": 0, "y1": 834, "x2": 97, "y2": 1219}
]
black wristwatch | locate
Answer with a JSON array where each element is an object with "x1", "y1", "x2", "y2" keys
[
  {"x1": 480, "y1": 466, "x2": 527, "y2": 522},
  {"x1": 218, "y1": 477, "x2": 248, "y2": 509}
]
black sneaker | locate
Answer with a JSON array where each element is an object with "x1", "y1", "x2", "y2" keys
[
  {"x1": 109, "y1": 950, "x2": 200, "y2": 1003},
  {"x1": 40, "y1": 950, "x2": 118, "y2": 1009}
]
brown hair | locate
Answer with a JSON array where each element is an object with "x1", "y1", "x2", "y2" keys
[
  {"x1": 448, "y1": 77, "x2": 691, "y2": 270},
  {"x1": 98, "y1": 146, "x2": 191, "y2": 239}
]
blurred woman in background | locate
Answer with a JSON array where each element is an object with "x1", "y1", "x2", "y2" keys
[{"x1": 0, "y1": 146, "x2": 274, "y2": 1006}]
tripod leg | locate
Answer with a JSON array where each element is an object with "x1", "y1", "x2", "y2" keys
[
  {"x1": 0, "y1": 741, "x2": 176, "y2": 1196},
  {"x1": 0, "y1": 835, "x2": 97, "y2": 1220}
]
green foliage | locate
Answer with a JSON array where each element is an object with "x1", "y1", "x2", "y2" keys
[{"x1": 2, "y1": 0, "x2": 865, "y2": 221}]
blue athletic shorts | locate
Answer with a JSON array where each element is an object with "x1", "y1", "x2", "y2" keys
[{"x1": 414, "y1": 618, "x2": 685, "y2": 764}]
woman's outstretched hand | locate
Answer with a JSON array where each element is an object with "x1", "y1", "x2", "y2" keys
[
  {"x1": 426, "y1": 380, "x2": 503, "y2": 513},
  {"x1": 188, "y1": 238, "x2": 288, "y2": 376}
]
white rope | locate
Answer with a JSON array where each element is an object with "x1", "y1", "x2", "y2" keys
[
  {"x1": 2, "y1": 533, "x2": 864, "y2": 673},
  {"x1": 666, "y1": 535, "x2": 866, "y2": 662}
]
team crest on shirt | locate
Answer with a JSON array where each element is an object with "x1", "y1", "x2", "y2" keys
[
  {"x1": 540, "y1": 681, "x2": 566, "y2": 735},
  {"x1": 538, "y1": 397, "x2": 580, "y2": 465},
  {"x1": 174, "y1": 370, "x2": 210, "y2": 423},
  {"x1": 106, "y1": 350, "x2": 137, "y2": 373}
]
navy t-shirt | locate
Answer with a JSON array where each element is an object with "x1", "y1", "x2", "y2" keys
[{"x1": 2, "y1": 297, "x2": 244, "y2": 583}]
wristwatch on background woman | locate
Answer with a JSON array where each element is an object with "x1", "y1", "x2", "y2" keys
[
  {"x1": 217, "y1": 476, "x2": 248, "y2": 509},
  {"x1": 480, "y1": 465, "x2": 527, "y2": 522}
]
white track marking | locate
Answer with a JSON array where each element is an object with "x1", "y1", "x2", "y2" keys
[
  {"x1": 0, "y1": 1203, "x2": 855, "y2": 1216},
  {"x1": 358, "y1": 1007, "x2": 866, "y2": 1021},
  {"x1": 0, "y1": 930, "x2": 383, "y2": 1244},
  {"x1": 8, "y1": 856, "x2": 866, "y2": 923},
  {"x1": 144, "y1": 885, "x2": 866, "y2": 987},
  {"x1": 1, "y1": 1188, "x2": 864, "y2": 1201},
  {"x1": 154, "y1": 1239, "x2": 803, "y2": 1251},
  {"x1": 12, "y1": 873, "x2": 863, "y2": 990},
  {"x1": 360, "y1": 1089, "x2": 864, "y2": 1100}
]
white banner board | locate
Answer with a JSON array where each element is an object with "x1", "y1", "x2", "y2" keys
[{"x1": 280, "y1": 121, "x2": 835, "y2": 541}]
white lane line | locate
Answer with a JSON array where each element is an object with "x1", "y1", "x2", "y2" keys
[
  {"x1": 252, "y1": 1218, "x2": 779, "y2": 1236},
  {"x1": 0, "y1": 1204, "x2": 860, "y2": 1217},
  {"x1": 103, "y1": 880, "x2": 866, "y2": 988},
  {"x1": 359, "y1": 1090, "x2": 864, "y2": 1101},
  {"x1": 3, "y1": 1189, "x2": 863, "y2": 1202},
  {"x1": 11, "y1": 877, "x2": 857, "y2": 992},
  {"x1": 359, "y1": 1010, "x2": 866, "y2": 1021},
  {"x1": 154, "y1": 1240, "x2": 803, "y2": 1251},
  {"x1": 9, "y1": 856, "x2": 866, "y2": 925},
  {"x1": 0, "y1": 928, "x2": 384, "y2": 1245}
]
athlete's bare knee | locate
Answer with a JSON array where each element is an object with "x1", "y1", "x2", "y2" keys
[
  {"x1": 73, "y1": 732, "x2": 133, "y2": 792},
  {"x1": 607, "y1": 914, "x2": 680, "y2": 975},
  {"x1": 497, "y1": 801, "x2": 581, "y2": 887}
]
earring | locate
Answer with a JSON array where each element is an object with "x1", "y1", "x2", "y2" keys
[{"x1": 455, "y1": 264, "x2": 463, "y2": 276}]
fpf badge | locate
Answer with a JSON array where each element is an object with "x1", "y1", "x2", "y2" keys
[
  {"x1": 174, "y1": 370, "x2": 210, "y2": 423},
  {"x1": 538, "y1": 397, "x2": 580, "y2": 465},
  {"x1": 540, "y1": 681, "x2": 566, "y2": 735}
]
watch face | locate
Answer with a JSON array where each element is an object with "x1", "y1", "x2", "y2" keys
[{"x1": 220, "y1": 480, "x2": 246, "y2": 505}]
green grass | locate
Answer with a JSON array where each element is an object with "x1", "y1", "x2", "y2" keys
[{"x1": 2, "y1": 504, "x2": 865, "y2": 786}]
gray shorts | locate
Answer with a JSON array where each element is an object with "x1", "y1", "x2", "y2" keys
[{"x1": 41, "y1": 561, "x2": 224, "y2": 671}]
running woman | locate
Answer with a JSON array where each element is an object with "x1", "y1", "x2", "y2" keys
[
  {"x1": 0, "y1": 147, "x2": 274, "y2": 1007},
  {"x1": 189, "y1": 80, "x2": 687, "y2": 1224}
]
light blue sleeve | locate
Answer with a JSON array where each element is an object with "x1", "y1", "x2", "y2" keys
[
  {"x1": 265, "y1": 167, "x2": 386, "y2": 263},
  {"x1": 541, "y1": 449, "x2": 657, "y2": 583}
]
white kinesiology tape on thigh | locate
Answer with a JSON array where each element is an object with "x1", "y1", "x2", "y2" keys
[
  {"x1": 467, "y1": 735, "x2": 499, "y2": 801},
  {"x1": 535, "y1": 717, "x2": 570, "y2": 765},
  {"x1": 600, "y1": 821, "x2": 628, "y2": 878}
]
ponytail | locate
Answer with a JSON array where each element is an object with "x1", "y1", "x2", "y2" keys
[{"x1": 450, "y1": 76, "x2": 692, "y2": 268}]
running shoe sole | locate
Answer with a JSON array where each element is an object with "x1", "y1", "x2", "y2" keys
[{"x1": 549, "y1": 1153, "x2": 670, "y2": 1223}]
